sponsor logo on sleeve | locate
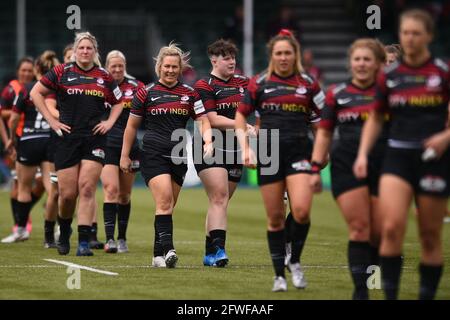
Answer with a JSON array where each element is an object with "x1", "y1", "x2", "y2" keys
[
  {"x1": 194, "y1": 100, "x2": 206, "y2": 114},
  {"x1": 113, "y1": 87, "x2": 122, "y2": 100}
]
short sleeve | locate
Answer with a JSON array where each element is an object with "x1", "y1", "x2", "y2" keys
[
  {"x1": 190, "y1": 89, "x2": 206, "y2": 120},
  {"x1": 40, "y1": 64, "x2": 64, "y2": 91},
  {"x1": 318, "y1": 86, "x2": 337, "y2": 131},
  {"x1": 237, "y1": 76, "x2": 257, "y2": 117},
  {"x1": 105, "y1": 75, "x2": 122, "y2": 105},
  {"x1": 194, "y1": 79, "x2": 216, "y2": 112},
  {"x1": 373, "y1": 70, "x2": 389, "y2": 112},
  {"x1": 130, "y1": 87, "x2": 147, "y2": 117},
  {"x1": 11, "y1": 87, "x2": 27, "y2": 114},
  {"x1": 308, "y1": 79, "x2": 325, "y2": 123}
]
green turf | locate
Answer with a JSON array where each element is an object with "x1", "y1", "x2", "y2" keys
[{"x1": 0, "y1": 188, "x2": 449, "y2": 300}]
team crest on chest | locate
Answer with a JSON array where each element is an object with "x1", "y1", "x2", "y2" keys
[
  {"x1": 426, "y1": 75, "x2": 441, "y2": 89},
  {"x1": 296, "y1": 86, "x2": 307, "y2": 96},
  {"x1": 180, "y1": 95, "x2": 189, "y2": 104}
]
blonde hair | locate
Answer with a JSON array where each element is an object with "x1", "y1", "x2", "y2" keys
[
  {"x1": 348, "y1": 38, "x2": 387, "y2": 64},
  {"x1": 35, "y1": 50, "x2": 60, "y2": 76},
  {"x1": 154, "y1": 42, "x2": 191, "y2": 78},
  {"x1": 105, "y1": 50, "x2": 134, "y2": 79},
  {"x1": 72, "y1": 31, "x2": 101, "y2": 67},
  {"x1": 267, "y1": 31, "x2": 303, "y2": 77}
]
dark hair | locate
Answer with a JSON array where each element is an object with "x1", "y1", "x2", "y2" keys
[
  {"x1": 16, "y1": 57, "x2": 34, "y2": 71},
  {"x1": 400, "y1": 8, "x2": 434, "y2": 35},
  {"x1": 63, "y1": 43, "x2": 73, "y2": 57},
  {"x1": 385, "y1": 44, "x2": 402, "y2": 58},
  {"x1": 207, "y1": 39, "x2": 238, "y2": 58},
  {"x1": 35, "y1": 50, "x2": 60, "y2": 75}
]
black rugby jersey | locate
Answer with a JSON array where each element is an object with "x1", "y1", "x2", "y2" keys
[
  {"x1": 195, "y1": 74, "x2": 248, "y2": 150},
  {"x1": 40, "y1": 62, "x2": 122, "y2": 137},
  {"x1": 375, "y1": 57, "x2": 449, "y2": 147},
  {"x1": 107, "y1": 76, "x2": 144, "y2": 148},
  {"x1": 238, "y1": 72, "x2": 324, "y2": 140},
  {"x1": 12, "y1": 81, "x2": 51, "y2": 141},
  {"x1": 131, "y1": 81, "x2": 206, "y2": 154},
  {"x1": 320, "y1": 81, "x2": 389, "y2": 149}
]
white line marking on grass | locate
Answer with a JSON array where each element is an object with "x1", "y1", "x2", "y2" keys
[
  {"x1": 0, "y1": 264, "x2": 415, "y2": 270},
  {"x1": 43, "y1": 259, "x2": 119, "y2": 276}
]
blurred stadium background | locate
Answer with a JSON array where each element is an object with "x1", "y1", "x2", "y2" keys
[
  {"x1": 1, "y1": 0, "x2": 449, "y2": 188},
  {"x1": 0, "y1": 0, "x2": 449, "y2": 300}
]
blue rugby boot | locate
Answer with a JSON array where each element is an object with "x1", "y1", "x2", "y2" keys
[
  {"x1": 214, "y1": 247, "x2": 229, "y2": 267},
  {"x1": 76, "y1": 241, "x2": 94, "y2": 256}
]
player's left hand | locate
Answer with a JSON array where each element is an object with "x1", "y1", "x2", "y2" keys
[
  {"x1": 93, "y1": 120, "x2": 113, "y2": 135},
  {"x1": 203, "y1": 141, "x2": 214, "y2": 159},
  {"x1": 423, "y1": 129, "x2": 450, "y2": 159}
]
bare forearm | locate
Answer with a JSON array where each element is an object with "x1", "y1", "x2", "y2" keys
[
  {"x1": 0, "y1": 119, "x2": 7, "y2": 145},
  {"x1": 311, "y1": 128, "x2": 332, "y2": 164},
  {"x1": 121, "y1": 123, "x2": 138, "y2": 157},
  {"x1": 358, "y1": 110, "x2": 383, "y2": 157},
  {"x1": 108, "y1": 103, "x2": 123, "y2": 125},
  {"x1": 8, "y1": 114, "x2": 20, "y2": 144},
  {"x1": 30, "y1": 88, "x2": 56, "y2": 124},
  {"x1": 198, "y1": 116, "x2": 212, "y2": 143},
  {"x1": 234, "y1": 111, "x2": 248, "y2": 150},
  {"x1": 209, "y1": 114, "x2": 236, "y2": 130}
]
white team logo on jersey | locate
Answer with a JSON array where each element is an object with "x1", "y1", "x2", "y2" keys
[
  {"x1": 296, "y1": 86, "x2": 307, "y2": 95},
  {"x1": 125, "y1": 89, "x2": 133, "y2": 96},
  {"x1": 97, "y1": 78, "x2": 104, "y2": 84},
  {"x1": 239, "y1": 87, "x2": 244, "y2": 95},
  {"x1": 387, "y1": 79, "x2": 401, "y2": 88},
  {"x1": 181, "y1": 95, "x2": 189, "y2": 101},
  {"x1": 426, "y1": 75, "x2": 441, "y2": 88}
]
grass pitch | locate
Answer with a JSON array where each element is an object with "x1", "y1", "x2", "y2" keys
[{"x1": 0, "y1": 187, "x2": 449, "y2": 300}]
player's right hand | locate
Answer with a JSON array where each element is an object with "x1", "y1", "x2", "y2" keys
[
  {"x1": 49, "y1": 118, "x2": 71, "y2": 136},
  {"x1": 353, "y1": 154, "x2": 368, "y2": 179},
  {"x1": 120, "y1": 155, "x2": 131, "y2": 173},
  {"x1": 310, "y1": 174, "x2": 322, "y2": 193},
  {"x1": 242, "y1": 146, "x2": 257, "y2": 169}
]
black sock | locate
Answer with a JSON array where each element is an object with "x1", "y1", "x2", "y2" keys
[
  {"x1": 205, "y1": 235, "x2": 214, "y2": 255},
  {"x1": 30, "y1": 192, "x2": 40, "y2": 209},
  {"x1": 57, "y1": 216, "x2": 72, "y2": 241},
  {"x1": 155, "y1": 215, "x2": 174, "y2": 255},
  {"x1": 103, "y1": 203, "x2": 117, "y2": 241},
  {"x1": 210, "y1": 229, "x2": 226, "y2": 251},
  {"x1": 78, "y1": 225, "x2": 91, "y2": 244},
  {"x1": 419, "y1": 263, "x2": 443, "y2": 300},
  {"x1": 89, "y1": 222, "x2": 98, "y2": 242},
  {"x1": 153, "y1": 218, "x2": 164, "y2": 257},
  {"x1": 267, "y1": 230, "x2": 286, "y2": 278},
  {"x1": 10, "y1": 198, "x2": 19, "y2": 225},
  {"x1": 118, "y1": 202, "x2": 131, "y2": 240},
  {"x1": 380, "y1": 255, "x2": 403, "y2": 300},
  {"x1": 44, "y1": 220, "x2": 56, "y2": 243},
  {"x1": 348, "y1": 241, "x2": 371, "y2": 300},
  {"x1": 369, "y1": 245, "x2": 380, "y2": 266},
  {"x1": 285, "y1": 212, "x2": 293, "y2": 243},
  {"x1": 290, "y1": 221, "x2": 310, "y2": 264},
  {"x1": 16, "y1": 200, "x2": 32, "y2": 228}
]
